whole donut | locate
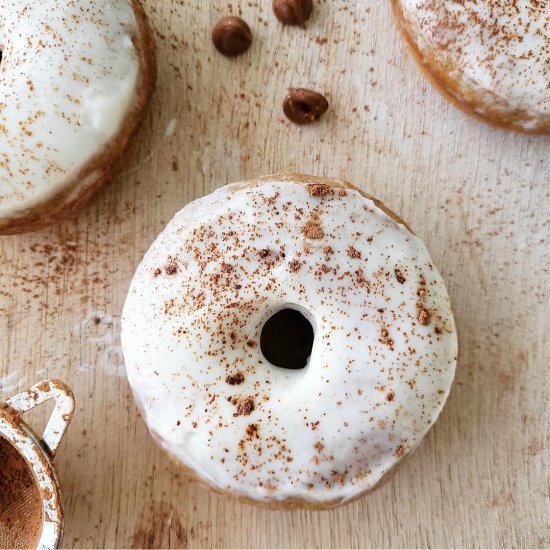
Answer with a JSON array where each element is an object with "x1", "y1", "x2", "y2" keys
[
  {"x1": 391, "y1": 0, "x2": 550, "y2": 134},
  {"x1": 121, "y1": 175, "x2": 458, "y2": 509},
  {"x1": 0, "y1": 0, "x2": 156, "y2": 234}
]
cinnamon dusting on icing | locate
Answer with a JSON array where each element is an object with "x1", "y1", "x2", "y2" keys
[
  {"x1": 164, "y1": 258, "x2": 178, "y2": 275},
  {"x1": 302, "y1": 212, "x2": 324, "y2": 239},
  {"x1": 226, "y1": 373, "x2": 245, "y2": 385},
  {"x1": 394, "y1": 268, "x2": 406, "y2": 283},
  {"x1": 417, "y1": 308, "x2": 431, "y2": 326},
  {"x1": 234, "y1": 398, "x2": 255, "y2": 417},
  {"x1": 289, "y1": 260, "x2": 303, "y2": 272},
  {"x1": 307, "y1": 183, "x2": 334, "y2": 197}
]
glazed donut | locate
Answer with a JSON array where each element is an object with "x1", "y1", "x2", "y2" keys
[
  {"x1": 391, "y1": 0, "x2": 550, "y2": 134},
  {"x1": 0, "y1": 0, "x2": 156, "y2": 234},
  {"x1": 121, "y1": 175, "x2": 457, "y2": 509}
]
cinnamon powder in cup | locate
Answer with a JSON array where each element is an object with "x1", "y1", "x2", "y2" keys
[{"x1": 0, "y1": 436, "x2": 43, "y2": 549}]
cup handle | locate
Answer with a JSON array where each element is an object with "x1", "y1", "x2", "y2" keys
[{"x1": 4, "y1": 379, "x2": 75, "y2": 458}]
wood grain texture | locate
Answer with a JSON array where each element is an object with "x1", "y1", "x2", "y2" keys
[{"x1": 0, "y1": 1, "x2": 548, "y2": 548}]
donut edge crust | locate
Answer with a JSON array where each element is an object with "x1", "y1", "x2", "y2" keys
[
  {"x1": 157, "y1": 431, "x2": 416, "y2": 510},
  {"x1": 390, "y1": 0, "x2": 550, "y2": 135},
  {"x1": 0, "y1": 0, "x2": 157, "y2": 235},
  {"x1": 139, "y1": 173, "x2": 451, "y2": 510}
]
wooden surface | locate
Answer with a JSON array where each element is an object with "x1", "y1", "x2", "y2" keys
[{"x1": 1, "y1": 1, "x2": 549, "y2": 548}]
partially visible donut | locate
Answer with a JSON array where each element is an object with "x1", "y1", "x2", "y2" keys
[
  {"x1": 391, "y1": 0, "x2": 550, "y2": 134},
  {"x1": 0, "y1": 0, "x2": 156, "y2": 234},
  {"x1": 121, "y1": 175, "x2": 458, "y2": 508}
]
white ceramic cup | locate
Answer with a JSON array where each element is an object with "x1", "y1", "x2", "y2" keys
[{"x1": 0, "y1": 379, "x2": 75, "y2": 550}]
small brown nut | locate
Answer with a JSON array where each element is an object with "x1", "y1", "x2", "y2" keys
[
  {"x1": 283, "y1": 88, "x2": 329, "y2": 124},
  {"x1": 212, "y1": 16, "x2": 252, "y2": 57},
  {"x1": 272, "y1": 0, "x2": 313, "y2": 28}
]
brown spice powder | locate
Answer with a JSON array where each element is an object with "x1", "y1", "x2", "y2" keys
[
  {"x1": 306, "y1": 183, "x2": 334, "y2": 197},
  {"x1": 288, "y1": 260, "x2": 302, "y2": 272},
  {"x1": 379, "y1": 328, "x2": 395, "y2": 350},
  {"x1": 225, "y1": 373, "x2": 245, "y2": 385},
  {"x1": 258, "y1": 249, "x2": 270, "y2": 259},
  {"x1": 418, "y1": 308, "x2": 432, "y2": 325},
  {"x1": 394, "y1": 268, "x2": 406, "y2": 284},
  {"x1": 0, "y1": 437, "x2": 43, "y2": 549},
  {"x1": 164, "y1": 258, "x2": 178, "y2": 275},
  {"x1": 234, "y1": 398, "x2": 255, "y2": 417},
  {"x1": 302, "y1": 213, "x2": 324, "y2": 240}
]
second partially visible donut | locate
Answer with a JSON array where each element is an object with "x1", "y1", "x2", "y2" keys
[{"x1": 0, "y1": 0, "x2": 156, "y2": 233}]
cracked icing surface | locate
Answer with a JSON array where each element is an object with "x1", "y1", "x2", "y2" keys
[
  {"x1": 121, "y1": 176, "x2": 457, "y2": 506},
  {"x1": 397, "y1": 0, "x2": 550, "y2": 130},
  {"x1": 0, "y1": 0, "x2": 140, "y2": 218}
]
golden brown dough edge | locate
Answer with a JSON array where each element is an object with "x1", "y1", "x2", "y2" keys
[
  {"x1": 390, "y1": 0, "x2": 550, "y2": 135},
  {"x1": 0, "y1": 0, "x2": 157, "y2": 235},
  {"x1": 141, "y1": 173, "x2": 421, "y2": 510}
]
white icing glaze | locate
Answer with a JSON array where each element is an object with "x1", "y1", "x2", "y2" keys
[
  {"x1": 399, "y1": 0, "x2": 550, "y2": 127},
  {"x1": 121, "y1": 177, "x2": 457, "y2": 505},
  {"x1": 0, "y1": 0, "x2": 140, "y2": 218}
]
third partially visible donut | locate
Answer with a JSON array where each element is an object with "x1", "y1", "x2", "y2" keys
[{"x1": 392, "y1": 0, "x2": 550, "y2": 133}]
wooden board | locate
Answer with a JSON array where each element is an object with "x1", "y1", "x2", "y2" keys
[{"x1": 1, "y1": 1, "x2": 549, "y2": 547}]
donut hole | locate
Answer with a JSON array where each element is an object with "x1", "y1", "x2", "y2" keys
[{"x1": 260, "y1": 308, "x2": 314, "y2": 370}]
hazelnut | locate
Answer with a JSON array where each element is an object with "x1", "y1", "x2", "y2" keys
[
  {"x1": 212, "y1": 16, "x2": 252, "y2": 57},
  {"x1": 283, "y1": 88, "x2": 329, "y2": 124},
  {"x1": 273, "y1": 0, "x2": 313, "y2": 28}
]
